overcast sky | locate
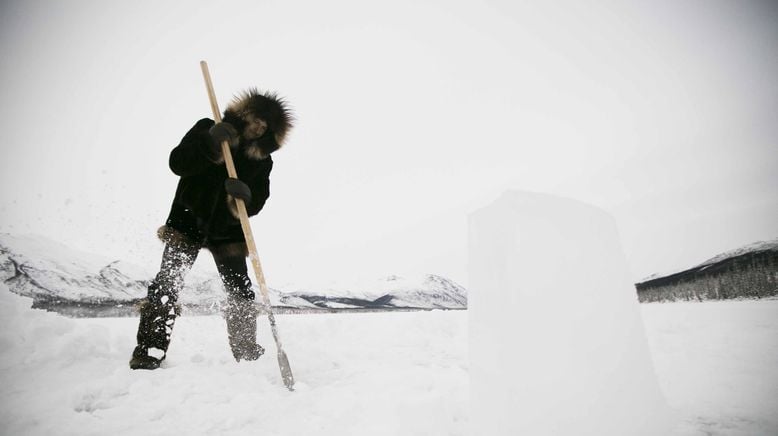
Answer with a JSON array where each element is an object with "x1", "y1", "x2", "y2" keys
[{"x1": 1, "y1": 0, "x2": 776, "y2": 287}]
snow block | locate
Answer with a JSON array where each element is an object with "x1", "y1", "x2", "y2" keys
[{"x1": 468, "y1": 191, "x2": 670, "y2": 435}]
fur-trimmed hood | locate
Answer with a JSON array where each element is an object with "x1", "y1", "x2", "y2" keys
[{"x1": 223, "y1": 89, "x2": 294, "y2": 152}]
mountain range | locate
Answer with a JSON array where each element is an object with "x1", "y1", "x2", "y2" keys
[
  {"x1": 636, "y1": 238, "x2": 778, "y2": 289},
  {"x1": 0, "y1": 233, "x2": 467, "y2": 314}
]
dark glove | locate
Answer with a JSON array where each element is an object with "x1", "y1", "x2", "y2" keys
[
  {"x1": 225, "y1": 178, "x2": 252, "y2": 203},
  {"x1": 209, "y1": 122, "x2": 239, "y2": 152}
]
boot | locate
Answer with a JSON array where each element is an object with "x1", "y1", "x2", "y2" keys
[
  {"x1": 129, "y1": 299, "x2": 180, "y2": 370},
  {"x1": 224, "y1": 298, "x2": 264, "y2": 361}
]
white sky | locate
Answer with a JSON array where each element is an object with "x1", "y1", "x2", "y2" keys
[{"x1": 1, "y1": 0, "x2": 776, "y2": 287}]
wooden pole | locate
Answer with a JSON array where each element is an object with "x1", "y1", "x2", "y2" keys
[{"x1": 200, "y1": 60, "x2": 294, "y2": 391}]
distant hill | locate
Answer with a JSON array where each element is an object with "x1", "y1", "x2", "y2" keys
[
  {"x1": 0, "y1": 233, "x2": 467, "y2": 316},
  {"x1": 635, "y1": 239, "x2": 778, "y2": 302}
]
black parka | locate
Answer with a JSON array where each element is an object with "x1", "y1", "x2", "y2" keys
[{"x1": 159, "y1": 90, "x2": 293, "y2": 250}]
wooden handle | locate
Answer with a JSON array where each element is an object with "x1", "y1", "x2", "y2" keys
[{"x1": 199, "y1": 60, "x2": 294, "y2": 390}]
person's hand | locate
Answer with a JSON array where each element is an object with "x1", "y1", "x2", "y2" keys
[
  {"x1": 224, "y1": 178, "x2": 252, "y2": 203},
  {"x1": 209, "y1": 122, "x2": 239, "y2": 152}
]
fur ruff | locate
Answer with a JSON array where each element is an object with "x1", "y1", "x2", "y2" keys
[
  {"x1": 224, "y1": 89, "x2": 294, "y2": 149},
  {"x1": 157, "y1": 225, "x2": 195, "y2": 247},
  {"x1": 243, "y1": 142, "x2": 268, "y2": 161}
]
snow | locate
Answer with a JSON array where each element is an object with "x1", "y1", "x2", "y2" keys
[
  {"x1": 642, "y1": 300, "x2": 778, "y2": 436},
  {"x1": 468, "y1": 191, "x2": 669, "y2": 435},
  {"x1": 316, "y1": 301, "x2": 361, "y2": 309},
  {"x1": 0, "y1": 283, "x2": 467, "y2": 435},
  {"x1": 693, "y1": 238, "x2": 778, "y2": 270},
  {"x1": 1, "y1": 282, "x2": 777, "y2": 435}
]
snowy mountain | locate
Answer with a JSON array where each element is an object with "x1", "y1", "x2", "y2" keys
[
  {"x1": 0, "y1": 233, "x2": 467, "y2": 313},
  {"x1": 635, "y1": 238, "x2": 778, "y2": 302},
  {"x1": 637, "y1": 238, "x2": 778, "y2": 285},
  {"x1": 693, "y1": 239, "x2": 778, "y2": 272},
  {"x1": 286, "y1": 274, "x2": 468, "y2": 310}
]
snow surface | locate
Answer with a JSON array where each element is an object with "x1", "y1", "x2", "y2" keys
[
  {"x1": 642, "y1": 299, "x2": 778, "y2": 436},
  {"x1": 468, "y1": 191, "x2": 669, "y2": 435},
  {"x1": 0, "y1": 283, "x2": 467, "y2": 435},
  {"x1": 1, "y1": 284, "x2": 777, "y2": 435}
]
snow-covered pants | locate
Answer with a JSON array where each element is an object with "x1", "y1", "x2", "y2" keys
[{"x1": 134, "y1": 236, "x2": 256, "y2": 360}]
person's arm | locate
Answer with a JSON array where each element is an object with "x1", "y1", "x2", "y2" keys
[
  {"x1": 224, "y1": 158, "x2": 273, "y2": 219},
  {"x1": 245, "y1": 159, "x2": 272, "y2": 216},
  {"x1": 169, "y1": 118, "x2": 237, "y2": 177}
]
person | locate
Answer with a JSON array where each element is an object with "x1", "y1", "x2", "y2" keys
[{"x1": 129, "y1": 89, "x2": 293, "y2": 370}]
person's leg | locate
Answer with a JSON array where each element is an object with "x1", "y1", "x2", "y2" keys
[
  {"x1": 212, "y1": 243, "x2": 264, "y2": 361},
  {"x1": 130, "y1": 237, "x2": 200, "y2": 369}
]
